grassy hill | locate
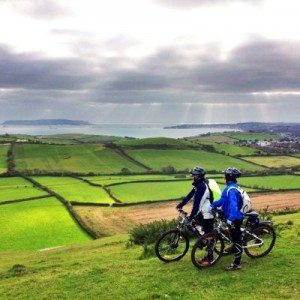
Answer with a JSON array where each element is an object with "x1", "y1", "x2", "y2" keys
[
  {"x1": 0, "y1": 213, "x2": 299, "y2": 299},
  {"x1": 0, "y1": 132, "x2": 300, "y2": 299}
]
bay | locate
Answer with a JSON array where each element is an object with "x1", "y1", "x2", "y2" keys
[{"x1": 0, "y1": 123, "x2": 239, "y2": 139}]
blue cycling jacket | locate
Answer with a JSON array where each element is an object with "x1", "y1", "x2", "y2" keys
[{"x1": 211, "y1": 182, "x2": 244, "y2": 221}]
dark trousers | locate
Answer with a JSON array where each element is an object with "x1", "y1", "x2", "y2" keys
[
  {"x1": 195, "y1": 214, "x2": 214, "y2": 234},
  {"x1": 229, "y1": 219, "x2": 243, "y2": 265}
]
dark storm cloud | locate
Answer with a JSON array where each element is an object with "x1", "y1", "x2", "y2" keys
[
  {"x1": 191, "y1": 39, "x2": 300, "y2": 93},
  {"x1": 0, "y1": 45, "x2": 93, "y2": 90},
  {"x1": 1, "y1": 38, "x2": 300, "y2": 107},
  {"x1": 102, "y1": 39, "x2": 300, "y2": 99}
]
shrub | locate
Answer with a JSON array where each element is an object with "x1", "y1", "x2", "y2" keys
[{"x1": 128, "y1": 219, "x2": 178, "y2": 246}]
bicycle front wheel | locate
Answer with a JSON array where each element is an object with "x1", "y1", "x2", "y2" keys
[
  {"x1": 191, "y1": 232, "x2": 224, "y2": 269},
  {"x1": 244, "y1": 224, "x2": 276, "y2": 258},
  {"x1": 155, "y1": 229, "x2": 189, "y2": 262}
]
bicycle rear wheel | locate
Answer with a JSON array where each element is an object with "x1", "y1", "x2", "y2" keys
[
  {"x1": 155, "y1": 229, "x2": 189, "y2": 262},
  {"x1": 244, "y1": 224, "x2": 276, "y2": 258},
  {"x1": 191, "y1": 232, "x2": 224, "y2": 269}
]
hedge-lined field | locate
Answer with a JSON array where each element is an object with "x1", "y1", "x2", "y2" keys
[
  {"x1": 115, "y1": 137, "x2": 196, "y2": 148},
  {"x1": 108, "y1": 180, "x2": 191, "y2": 203},
  {"x1": 212, "y1": 143, "x2": 264, "y2": 156},
  {"x1": 224, "y1": 132, "x2": 281, "y2": 141},
  {"x1": 242, "y1": 155, "x2": 300, "y2": 168},
  {"x1": 14, "y1": 144, "x2": 147, "y2": 174},
  {"x1": 0, "y1": 177, "x2": 49, "y2": 203},
  {"x1": 125, "y1": 149, "x2": 266, "y2": 172},
  {"x1": 108, "y1": 179, "x2": 228, "y2": 204},
  {"x1": 238, "y1": 175, "x2": 300, "y2": 190},
  {"x1": 0, "y1": 145, "x2": 9, "y2": 173},
  {"x1": 82, "y1": 174, "x2": 191, "y2": 186},
  {"x1": 0, "y1": 197, "x2": 91, "y2": 250},
  {"x1": 32, "y1": 176, "x2": 114, "y2": 204}
]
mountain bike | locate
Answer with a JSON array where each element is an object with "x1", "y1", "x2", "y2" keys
[
  {"x1": 155, "y1": 209, "x2": 203, "y2": 262},
  {"x1": 191, "y1": 210, "x2": 276, "y2": 269}
]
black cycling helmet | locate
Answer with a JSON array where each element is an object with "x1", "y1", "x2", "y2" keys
[
  {"x1": 223, "y1": 167, "x2": 241, "y2": 180},
  {"x1": 190, "y1": 166, "x2": 206, "y2": 177}
]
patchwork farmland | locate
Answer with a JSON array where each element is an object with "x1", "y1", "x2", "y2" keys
[{"x1": 0, "y1": 132, "x2": 299, "y2": 250}]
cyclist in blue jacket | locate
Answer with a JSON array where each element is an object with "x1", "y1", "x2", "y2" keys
[{"x1": 211, "y1": 167, "x2": 244, "y2": 271}]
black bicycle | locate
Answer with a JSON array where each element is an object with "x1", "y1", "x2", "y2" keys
[
  {"x1": 155, "y1": 209, "x2": 203, "y2": 262},
  {"x1": 191, "y1": 210, "x2": 276, "y2": 269}
]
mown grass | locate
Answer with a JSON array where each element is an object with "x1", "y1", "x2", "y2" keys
[
  {"x1": 32, "y1": 176, "x2": 114, "y2": 204},
  {"x1": 115, "y1": 137, "x2": 197, "y2": 148},
  {"x1": 225, "y1": 132, "x2": 281, "y2": 141},
  {"x1": 108, "y1": 179, "x2": 227, "y2": 204},
  {"x1": 242, "y1": 155, "x2": 300, "y2": 168},
  {"x1": 0, "y1": 177, "x2": 49, "y2": 203},
  {"x1": 14, "y1": 144, "x2": 147, "y2": 174},
  {"x1": 82, "y1": 174, "x2": 190, "y2": 186},
  {"x1": 108, "y1": 180, "x2": 191, "y2": 203},
  {"x1": 188, "y1": 134, "x2": 236, "y2": 143},
  {"x1": 125, "y1": 149, "x2": 266, "y2": 172},
  {"x1": 212, "y1": 143, "x2": 264, "y2": 156},
  {"x1": 36, "y1": 134, "x2": 125, "y2": 144},
  {"x1": 0, "y1": 213, "x2": 299, "y2": 299},
  {"x1": 0, "y1": 144, "x2": 9, "y2": 173},
  {"x1": 0, "y1": 197, "x2": 91, "y2": 251},
  {"x1": 238, "y1": 175, "x2": 300, "y2": 190}
]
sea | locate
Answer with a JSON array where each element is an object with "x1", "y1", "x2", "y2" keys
[{"x1": 0, "y1": 123, "x2": 240, "y2": 139}]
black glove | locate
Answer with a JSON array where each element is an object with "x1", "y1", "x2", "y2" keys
[
  {"x1": 187, "y1": 216, "x2": 194, "y2": 223},
  {"x1": 176, "y1": 203, "x2": 183, "y2": 210},
  {"x1": 211, "y1": 207, "x2": 217, "y2": 217}
]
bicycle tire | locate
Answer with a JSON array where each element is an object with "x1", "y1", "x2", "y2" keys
[
  {"x1": 155, "y1": 229, "x2": 189, "y2": 262},
  {"x1": 244, "y1": 224, "x2": 276, "y2": 258},
  {"x1": 191, "y1": 232, "x2": 224, "y2": 269}
]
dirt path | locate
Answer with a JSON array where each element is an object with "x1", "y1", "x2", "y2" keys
[
  {"x1": 74, "y1": 192, "x2": 300, "y2": 237},
  {"x1": 123, "y1": 191, "x2": 300, "y2": 224}
]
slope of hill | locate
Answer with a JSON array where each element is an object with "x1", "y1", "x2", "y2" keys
[{"x1": 0, "y1": 212, "x2": 299, "y2": 299}]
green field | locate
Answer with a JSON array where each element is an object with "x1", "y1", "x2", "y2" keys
[
  {"x1": 32, "y1": 176, "x2": 114, "y2": 204},
  {"x1": 242, "y1": 155, "x2": 300, "y2": 168},
  {"x1": 0, "y1": 145, "x2": 9, "y2": 173},
  {"x1": 14, "y1": 144, "x2": 147, "y2": 174},
  {"x1": 115, "y1": 137, "x2": 197, "y2": 148},
  {"x1": 83, "y1": 174, "x2": 190, "y2": 185},
  {"x1": 109, "y1": 180, "x2": 227, "y2": 203},
  {"x1": 0, "y1": 213, "x2": 299, "y2": 299},
  {"x1": 238, "y1": 175, "x2": 300, "y2": 190},
  {"x1": 125, "y1": 149, "x2": 265, "y2": 172},
  {"x1": 212, "y1": 143, "x2": 264, "y2": 156},
  {"x1": 189, "y1": 134, "x2": 236, "y2": 143},
  {"x1": 0, "y1": 177, "x2": 49, "y2": 203},
  {"x1": 0, "y1": 197, "x2": 91, "y2": 251},
  {"x1": 225, "y1": 132, "x2": 281, "y2": 141},
  {"x1": 109, "y1": 180, "x2": 191, "y2": 203}
]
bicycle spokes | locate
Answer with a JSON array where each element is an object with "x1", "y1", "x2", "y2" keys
[
  {"x1": 191, "y1": 233, "x2": 224, "y2": 269},
  {"x1": 155, "y1": 230, "x2": 189, "y2": 262},
  {"x1": 244, "y1": 224, "x2": 276, "y2": 258}
]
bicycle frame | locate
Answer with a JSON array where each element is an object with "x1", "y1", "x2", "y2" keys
[
  {"x1": 177, "y1": 209, "x2": 202, "y2": 238},
  {"x1": 214, "y1": 215, "x2": 264, "y2": 249}
]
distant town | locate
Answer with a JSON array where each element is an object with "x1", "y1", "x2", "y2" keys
[{"x1": 165, "y1": 122, "x2": 300, "y2": 137}]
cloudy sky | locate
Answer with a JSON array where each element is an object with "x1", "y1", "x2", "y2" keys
[{"x1": 0, "y1": 0, "x2": 299, "y2": 124}]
